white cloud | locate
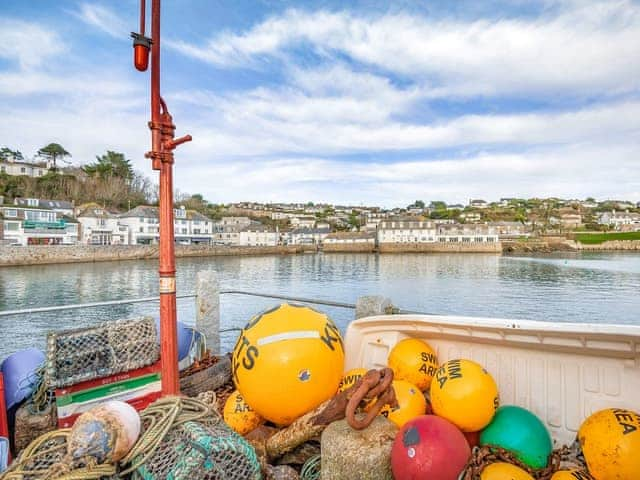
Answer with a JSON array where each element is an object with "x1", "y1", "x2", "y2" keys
[
  {"x1": 72, "y1": 3, "x2": 130, "y2": 39},
  {"x1": 168, "y1": 1, "x2": 640, "y2": 98},
  {"x1": 0, "y1": 18, "x2": 66, "y2": 70}
]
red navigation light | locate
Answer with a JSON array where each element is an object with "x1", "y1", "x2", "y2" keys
[{"x1": 131, "y1": 32, "x2": 152, "y2": 72}]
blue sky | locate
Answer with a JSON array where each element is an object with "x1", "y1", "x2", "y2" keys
[{"x1": 0, "y1": 0, "x2": 639, "y2": 207}]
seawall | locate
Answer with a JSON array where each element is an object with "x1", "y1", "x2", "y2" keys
[
  {"x1": 0, "y1": 244, "x2": 304, "y2": 267},
  {"x1": 323, "y1": 243, "x2": 376, "y2": 253},
  {"x1": 574, "y1": 240, "x2": 640, "y2": 251},
  {"x1": 378, "y1": 242, "x2": 502, "y2": 253}
]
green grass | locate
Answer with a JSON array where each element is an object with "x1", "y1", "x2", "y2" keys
[{"x1": 575, "y1": 231, "x2": 640, "y2": 244}]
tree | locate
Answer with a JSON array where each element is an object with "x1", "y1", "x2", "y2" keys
[
  {"x1": 413, "y1": 200, "x2": 425, "y2": 208},
  {"x1": 0, "y1": 147, "x2": 24, "y2": 161},
  {"x1": 38, "y1": 143, "x2": 71, "y2": 170},
  {"x1": 83, "y1": 151, "x2": 133, "y2": 180},
  {"x1": 429, "y1": 201, "x2": 447, "y2": 211}
]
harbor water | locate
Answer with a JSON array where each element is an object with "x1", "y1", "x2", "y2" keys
[{"x1": 0, "y1": 251, "x2": 639, "y2": 360}]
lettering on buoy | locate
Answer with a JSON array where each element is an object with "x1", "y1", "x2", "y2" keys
[
  {"x1": 419, "y1": 352, "x2": 438, "y2": 377},
  {"x1": 613, "y1": 408, "x2": 639, "y2": 435},
  {"x1": 320, "y1": 320, "x2": 344, "y2": 352},
  {"x1": 232, "y1": 334, "x2": 260, "y2": 384},
  {"x1": 436, "y1": 359, "x2": 462, "y2": 388}
]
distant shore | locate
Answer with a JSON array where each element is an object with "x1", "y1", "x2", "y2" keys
[{"x1": 1, "y1": 240, "x2": 639, "y2": 266}]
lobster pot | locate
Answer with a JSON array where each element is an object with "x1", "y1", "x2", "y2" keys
[
  {"x1": 46, "y1": 317, "x2": 159, "y2": 388},
  {"x1": 179, "y1": 355, "x2": 231, "y2": 398},
  {"x1": 134, "y1": 418, "x2": 261, "y2": 480},
  {"x1": 13, "y1": 402, "x2": 57, "y2": 454}
]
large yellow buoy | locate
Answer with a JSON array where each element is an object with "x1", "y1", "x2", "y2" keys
[
  {"x1": 578, "y1": 408, "x2": 640, "y2": 480},
  {"x1": 387, "y1": 338, "x2": 438, "y2": 391},
  {"x1": 550, "y1": 470, "x2": 594, "y2": 480},
  {"x1": 338, "y1": 368, "x2": 367, "y2": 392},
  {"x1": 480, "y1": 462, "x2": 534, "y2": 480},
  {"x1": 232, "y1": 304, "x2": 345, "y2": 425},
  {"x1": 378, "y1": 380, "x2": 427, "y2": 428},
  {"x1": 223, "y1": 390, "x2": 264, "y2": 435},
  {"x1": 430, "y1": 359, "x2": 499, "y2": 432}
]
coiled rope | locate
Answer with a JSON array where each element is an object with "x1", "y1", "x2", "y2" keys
[{"x1": 300, "y1": 454, "x2": 321, "y2": 480}]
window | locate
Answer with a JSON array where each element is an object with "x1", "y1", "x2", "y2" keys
[
  {"x1": 194, "y1": 229, "x2": 201, "y2": 234},
  {"x1": 5, "y1": 209, "x2": 17, "y2": 218},
  {"x1": 20, "y1": 167, "x2": 26, "y2": 173},
  {"x1": 181, "y1": 228, "x2": 187, "y2": 234},
  {"x1": 5, "y1": 222, "x2": 19, "y2": 231},
  {"x1": 475, "y1": 236, "x2": 484, "y2": 243},
  {"x1": 139, "y1": 227, "x2": 144, "y2": 232}
]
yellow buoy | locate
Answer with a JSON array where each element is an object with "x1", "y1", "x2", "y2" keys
[
  {"x1": 338, "y1": 368, "x2": 367, "y2": 392},
  {"x1": 378, "y1": 380, "x2": 427, "y2": 428},
  {"x1": 387, "y1": 338, "x2": 438, "y2": 391},
  {"x1": 550, "y1": 470, "x2": 595, "y2": 480},
  {"x1": 480, "y1": 462, "x2": 534, "y2": 480},
  {"x1": 232, "y1": 303, "x2": 345, "y2": 425},
  {"x1": 223, "y1": 390, "x2": 264, "y2": 435},
  {"x1": 578, "y1": 408, "x2": 640, "y2": 480},
  {"x1": 430, "y1": 359, "x2": 499, "y2": 432}
]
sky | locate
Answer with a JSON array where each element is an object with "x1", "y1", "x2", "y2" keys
[{"x1": 0, "y1": 0, "x2": 638, "y2": 207}]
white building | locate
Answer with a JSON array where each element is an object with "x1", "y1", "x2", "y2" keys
[
  {"x1": 487, "y1": 221, "x2": 530, "y2": 238},
  {"x1": 1, "y1": 205, "x2": 78, "y2": 245},
  {"x1": 0, "y1": 156, "x2": 52, "y2": 177},
  {"x1": 118, "y1": 205, "x2": 214, "y2": 244},
  {"x1": 469, "y1": 199, "x2": 489, "y2": 209},
  {"x1": 598, "y1": 211, "x2": 640, "y2": 230},
  {"x1": 218, "y1": 216, "x2": 252, "y2": 229},
  {"x1": 271, "y1": 211, "x2": 297, "y2": 220},
  {"x1": 288, "y1": 227, "x2": 331, "y2": 245},
  {"x1": 377, "y1": 219, "x2": 437, "y2": 244},
  {"x1": 436, "y1": 224, "x2": 499, "y2": 243},
  {"x1": 77, "y1": 204, "x2": 129, "y2": 245},
  {"x1": 459, "y1": 212, "x2": 481, "y2": 222},
  {"x1": 239, "y1": 225, "x2": 278, "y2": 246},
  {"x1": 14, "y1": 198, "x2": 74, "y2": 217},
  {"x1": 290, "y1": 216, "x2": 316, "y2": 228}
]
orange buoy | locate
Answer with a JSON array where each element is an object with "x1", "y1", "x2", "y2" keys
[
  {"x1": 388, "y1": 338, "x2": 438, "y2": 391},
  {"x1": 480, "y1": 462, "x2": 534, "y2": 480},
  {"x1": 430, "y1": 359, "x2": 499, "y2": 431},
  {"x1": 550, "y1": 470, "x2": 595, "y2": 480},
  {"x1": 223, "y1": 390, "x2": 264, "y2": 435},
  {"x1": 338, "y1": 368, "x2": 367, "y2": 392},
  {"x1": 378, "y1": 380, "x2": 427, "y2": 428}
]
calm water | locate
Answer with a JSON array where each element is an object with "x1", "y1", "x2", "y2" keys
[{"x1": 1, "y1": 252, "x2": 639, "y2": 360}]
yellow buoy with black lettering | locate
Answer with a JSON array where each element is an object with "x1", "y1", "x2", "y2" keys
[
  {"x1": 378, "y1": 380, "x2": 427, "y2": 428},
  {"x1": 232, "y1": 303, "x2": 345, "y2": 426},
  {"x1": 430, "y1": 359, "x2": 499, "y2": 432},
  {"x1": 338, "y1": 368, "x2": 367, "y2": 392},
  {"x1": 223, "y1": 390, "x2": 264, "y2": 435},
  {"x1": 388, "y1": 338, "x2": 438, "y2": 391},
  {"x1": 550, "y1": 470, "x2": 594, "y2": 480},
  {"x1": 480, "y1": 462, "x2": 534, "y2": 480},
  {"x1": 578, "y1": 408, "x2": 640, "y2": 480}
]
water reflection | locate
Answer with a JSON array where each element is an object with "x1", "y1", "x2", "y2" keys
[{"x1": 0, "y1": 252, "x2": 638, "y2": 359}]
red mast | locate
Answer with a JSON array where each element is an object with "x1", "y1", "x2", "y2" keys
[{"x1": 133, "y1": 0, "x2": 191, "y2": 395}]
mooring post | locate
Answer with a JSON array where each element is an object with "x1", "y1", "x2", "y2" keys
[
  {"x1": 355, "y1": 295, "x2": 393, "y2": 319},
  {"x1": 196, "y1": 270, "x2": 220, "y2": 354}
]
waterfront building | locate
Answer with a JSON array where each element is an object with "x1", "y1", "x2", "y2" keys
[
  {"x1": 377, "y1": 219, "x2": 437, "y2": 243},
  {"x1": 0, "y1": 204, "x2": 78, "y2": 245},
  {"x1": 0, "y1": 155, "x2": 52, "y2": 178},
  {"x1": 77, "y1": 204, "x2": 129, "y2": 245},
  {"x1": 119, "y1": 205, "x2": 214, "y2": 245},
  {"x1": 487, "y1": 221, "x2": 531, "y2": 238},
  {"x1": 324, "y1": 232, "x2": 376, "y2": 245},
  {"x1": 598, "y1": 210, "x2": 640, "y2": 230},
  {"x1": 289, "y1": 227, "x2": 331, "y2": 245},
  {"x1": 436, "y1": 224, "x2": 499, "y2": 243},
  {"x1": 14, "y1": 198, "x2": 74, "y2": 217},
  {"x1": 239, "y1": 224, "x2": 278, "y2": 246}
]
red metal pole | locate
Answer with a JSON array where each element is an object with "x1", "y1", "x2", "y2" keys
[
  {"x1": 147, "y1": 0, "x2": 190, "y2": 396},
  {"x1": 0, "y1": 373, "x2": 10, "y2": 463}
]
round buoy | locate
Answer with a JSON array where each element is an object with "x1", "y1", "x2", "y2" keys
[
  {"x1": 378, "y1": 380, "x2": 427, "y2": 428},
  {"x1": 480, "y1": 462, "x2": 534, "y2": 480},
  {"x1": 550, "y1": 470, "x2": 595, "y2": 480},
  {"x1": 578, "y1": 408, "x2": 640, "y2": 480},
  {"x1": 67, "y1": 401, "x2": 140, "y2": 463},
  {"x1": 223, "y1": 390, "x2": 264, "y2": 435},
  {"x1": 388, "y1": 338, "x2": 438, "y2": 391},
  {"x1": 391, "y1": 414, "x2": 470, "y2": 480},
  {"x1": 232, "y1": 304, "x2": 345, "y2": 425},
  {"x1": 480, "y1": 405, "x2": 552, "y2": 469},
  {"x1": 338, "y1": 368, "x2": 367, "y2": 392},
  {"x1": 430, "y1": 359, "x2": 499, "y2": 431}
]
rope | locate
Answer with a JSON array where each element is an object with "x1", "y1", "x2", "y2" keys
[
  {"x1": 119, "y1": 395, "x2": 218, "y2": 475},
  {"x1": 300, "y1": 454, "x2": 321, "y2": 480}
]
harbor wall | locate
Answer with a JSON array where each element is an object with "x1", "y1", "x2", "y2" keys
[
  {"x1": 0, "y1": 244, "x2": 304, "y2": 266},
  {"x1": 378, "y1": 242, "x2": 502, "y2": 253},
  {"x1": 574, "y1": 240, "x2": 640, "y2": 251},
  {"x1": 323, "y1": 243, "x2": 376, "y2": 253}
]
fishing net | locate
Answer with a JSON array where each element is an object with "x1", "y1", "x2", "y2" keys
[
  {"x1": 46, "y1": 317, "x2": 159, "y2": 388},
  {"x1": 121, "y1": 396, "x2": 261, "y2": 480},
  {"x1": 0, "y1": 429, "x2": 118, "y2": 480}
]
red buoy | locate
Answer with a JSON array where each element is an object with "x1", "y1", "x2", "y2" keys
[{"x1": 391, "y1": 414, "x2": 471, "y2": 480}]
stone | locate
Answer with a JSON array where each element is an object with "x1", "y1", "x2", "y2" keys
[
  {"x1": 320, "y1": 417, "x2": 397, "y2": 480},
  {"x1": 356, "y1": 296, "x2": 392, "y2": 319}
]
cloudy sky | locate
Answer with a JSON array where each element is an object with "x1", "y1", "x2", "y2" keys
[{"x1": 0, "y1": 0, "x2": 638, "y2": 207}]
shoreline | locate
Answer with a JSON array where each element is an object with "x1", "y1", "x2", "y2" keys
[{"x1": 0, "y1": 240, "x2": 639, "y2": 267}]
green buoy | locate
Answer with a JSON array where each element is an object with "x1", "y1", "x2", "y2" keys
[{"x1": 480, "y1": 405, "x2": 552, "y2": 469}]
